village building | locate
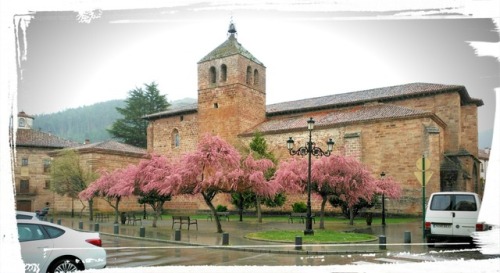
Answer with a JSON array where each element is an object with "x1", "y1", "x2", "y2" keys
[
  {"x1": 144, "y1": 23, "x2": 484, "y2": 215},
  {"x1": 13, "y1": 111, "x2": 147, "y2": 215}
]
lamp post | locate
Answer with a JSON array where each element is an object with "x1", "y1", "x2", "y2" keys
[
  {"x1": 380, "y1": 172, "x2": 386, "y2": 226},
  {"x1": 287, "y1": 117, "x2": 335, "y2": 235}
]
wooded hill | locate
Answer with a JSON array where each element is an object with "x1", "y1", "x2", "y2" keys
[{"x1": 33, "y1": 98, "x2": 196, "y2": 144}]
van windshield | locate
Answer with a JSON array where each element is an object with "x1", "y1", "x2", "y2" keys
[{"x1": 430, "y1": 194, "x2": 477, "y2": 211}]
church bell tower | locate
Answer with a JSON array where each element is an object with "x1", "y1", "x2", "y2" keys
[{"x1": 197, "y1": 21, "x2": 266, "y2": 145}]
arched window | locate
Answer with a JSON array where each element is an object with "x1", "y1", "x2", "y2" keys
[
  {"x1": 221, "y1": 64, "x2": 227, "y2": 82},
  {"x1": 246, "y1": 66, "x2": 252, "y2": 85},
  {"x1": 209, "y1": 66, "x2": 216, "y2": 84},
  {"x1": 253, "y1": 69, "x2": 259, "y2": 85},
  {"x1": 172, "y1": 129, "x2": 180, "y2": 148}
]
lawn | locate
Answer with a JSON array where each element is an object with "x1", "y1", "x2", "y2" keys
[{"x1": 245, "y1": 230, "x2": 377, "y2": 244}]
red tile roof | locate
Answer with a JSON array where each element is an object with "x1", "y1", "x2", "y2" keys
[
  {"x1": 14, "y1": 129, "x2": 80, "y2": 148},
  {"x1": 71, "y1": 140, "x2": 147, "y2": 156},
  {"x1": 241, "y1": 104, "x2": 443, "y2": 135}
]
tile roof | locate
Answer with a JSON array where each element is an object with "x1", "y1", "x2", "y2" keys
[
  {"x1": 143, "y1": 103, "x2": 197, "y2": 120},
  {"x1": 143, "y1": 83, "x2": 483, "y2": 122},
  {"x1": 241, "y1": 104, "x2": 440, "y2": 135},
  {"x1": 198, "y1": 34, "x2": 264, "y2": 66},
  {"x1": 14, "y1": 129, "x2": 80, "y2": 148},
  {"x1": 266, "y1": 83, "x2": 483, "y2": 116},
  {"x1": 71, "y1": 140, "x2": 147, "y2": 156}
]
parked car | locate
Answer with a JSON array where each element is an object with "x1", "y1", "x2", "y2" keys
[
  {"x1": 17, "y1": 219, "x2": 106, "y2": 273},
  {"x1": 424, "y1": 191, "x2": 488, "y2": 246},
  {"x1": 16, "y1": 211, "x2": 41, "y2": 221}
]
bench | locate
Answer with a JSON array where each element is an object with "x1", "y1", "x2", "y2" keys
[
  {"x1": 207, "y1": 211, "x2": 230, "y2": 221},
  {"x1": 95, "y1": 213, "x2": 110, "y2": 222},
  {"x1": 288, "y1": 213, "x2": 316, "y2": 224},
  {"x1": 127, "y1": 213, "x2": 142, "y2": 225},
  {"x1": 172, "y1": 216, "x2": 198, "y2": 230}
]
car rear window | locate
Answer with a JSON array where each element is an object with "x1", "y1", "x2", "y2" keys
[{"x1": 430, "y1": 194, "x2": 477, "y2": 211}]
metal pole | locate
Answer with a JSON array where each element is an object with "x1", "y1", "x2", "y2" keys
[
  {"x1": 304, "y1": 129, "x2": 314, "y2": 235},
  {"x1": 422, "y1": 155, "x2": 426, "y2": 239},
  {"x1": 382, "y1": 193, "x2": 386, "y2": 226}
]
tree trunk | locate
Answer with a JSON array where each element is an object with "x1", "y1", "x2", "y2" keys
[
  {"x1": 256, "y1": 196, "x2": 262, "y2": 223},
  {"x1": 319, "y1": 195, "x2": 327, "y2": 229},
  {"x1": 88, "y1": 199, "x2": 94, "y2": 221},
  {"x1": 152, "y1": 201, "x2": 164, "y2": 228},
  {"x1": 238, "y1": 193, "x2": 243, "y2": 222},
  {"x1": 78, "y1": 199, "x2": 87, "y2": 219},
  {"x1": 349, "y1": 206, "x2": 355, "y2": 225},
  {"x1": 202, "y1": 192, "x2": 223, "y2": 233},
  {"x1": 113, "y1": 198, "x2": 121, "y2": 224}
]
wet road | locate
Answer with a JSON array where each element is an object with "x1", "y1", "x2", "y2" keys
[{"x1": 102, "y1": 235, "x2": 492, "y2": 268}]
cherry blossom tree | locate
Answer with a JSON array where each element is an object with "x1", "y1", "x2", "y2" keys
[
  {"x1": 273, "y1": 155, "x2": 401, "y2": 226},
  {"x1": 135, "y1": 154, "x2": 179, "y2": 227},
  {"x1": 79, "y1": 164, "x2": 137, "y2": 223},
  {"x1": 172, "y1": 134, "x2": 277, "y2": 233}
]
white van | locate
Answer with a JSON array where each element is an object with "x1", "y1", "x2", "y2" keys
[{"x1": 425, "y1": 192, "x2": 488, "y2": 246}]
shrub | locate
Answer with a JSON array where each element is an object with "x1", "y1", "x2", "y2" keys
[
  {"x1": 216, "y1": 205, "x2": 228, "y2": 212},
  {"x1": 292, "y1": 202, "x2": 307, "y2": 213}
]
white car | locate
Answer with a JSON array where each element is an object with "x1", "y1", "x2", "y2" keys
[
  {"x1": 16, "y1": 211, "x2": 41, "y2": 221},
  {"x1": 17, "y1": 219, "x2": 106, "y2": 273}
]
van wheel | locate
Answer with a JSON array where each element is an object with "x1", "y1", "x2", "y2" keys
[{"x1": 426, "y1": 237, "x2": 436, "y2": 248}]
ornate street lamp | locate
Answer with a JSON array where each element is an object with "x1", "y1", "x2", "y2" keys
[
  {"x1": 380, "y1": 172, "x2": 386, "y2": 226},
  {"x1": 287, "y1": 117, "x2": 335, "y2": 235}
]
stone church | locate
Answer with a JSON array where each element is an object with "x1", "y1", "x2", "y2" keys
[{"x1": 144, "y1": 23, "x2": 483, "y2": 214}]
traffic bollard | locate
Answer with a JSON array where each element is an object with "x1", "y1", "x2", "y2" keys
[
  {"x1": 57, "y1": 219, "x2": 61, "y2": 225},
  {"x1": 175, "y1": 229, "x2": 181, "y2": 241},
  {"x1": 379, "y1": 235, "x2": 387, "y2": 250},
  {"x1": 404, "y1": 231, "x2": 411, "y2": 244},
  {"x1": 114, "y1": 223, "x2": 119, "y2": 234},
  {"x1": 222, "y1": 233, "x2": 229, "y2": 245},
  {"x1": 140, "y1": 226, "x2": 145, "y2": 237},
  {"x1": 94, "y1": 223, "x2": 99, "y2": 232},
  {"x1": 78, "y1": 221, "x2": 83, "y2": 230},
  {"x1": 295, "y1": 236, "x2": 303, "y2": 250}
]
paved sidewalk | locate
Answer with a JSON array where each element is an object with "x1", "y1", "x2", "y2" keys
[{"x1": 53, "y1": 215, "x2": 427, "y2": 254}]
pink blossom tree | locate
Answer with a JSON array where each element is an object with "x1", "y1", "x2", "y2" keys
[
  {"x1": 171, "y1": 134, "x2": 277, "y2": 233},
  {"x1": 273, "y1": 155, "x2": 401, "y2": 226},
  {"x1": 79, "y1": 164, "x2": 137, "y2": 223},
  {"x1": 135, "y1": 154, "x2": 180, "y2": 227}
]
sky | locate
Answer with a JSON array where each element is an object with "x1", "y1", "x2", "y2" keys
[
  {"x1": 2, "y1": 1, "x2": 500, "y2": 273},
  {"x1": 12, "y1": 0, "x2": 500, "y2": 148}
]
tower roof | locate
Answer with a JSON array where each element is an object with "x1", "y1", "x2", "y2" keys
[{"x1": 198, "y1": 23, "x2": 264, "y2": 66}]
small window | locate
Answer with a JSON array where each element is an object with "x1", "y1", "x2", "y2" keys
[
  {"x1": 43, "y1": 159, "x2": 51, "y2": 173},
  {"x1": 209, "y1": 66, "x2": 216, "y2": 84},
  {"x1": 21, "y1": 157, "x2": 28, "y2": 166},
  {"x1": 20, "y1": 180, "x2": 29, "y2": 194},
  {"x1": 246, "y1": 66, "x2": 252, "y2": 85},
  {"x1": 254, "y1": 69, "x2": 259, "y2": 85},
  {"x1": 214, "y1": 103, "x2": 219, "y2": 109},
  {"x1": 44, "y1": 180, "x2": 50, "y2": 189},
  {"x1": 221, "y1": 64, "x2": 227, "y2": 82},
  {"x1": 172, "y1": 129, "x2": 180, "y2": 148}
]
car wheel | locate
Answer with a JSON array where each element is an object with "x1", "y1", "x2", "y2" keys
[{"x1": 48, "y1": 258, "x2": 82, "y2": 273}]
